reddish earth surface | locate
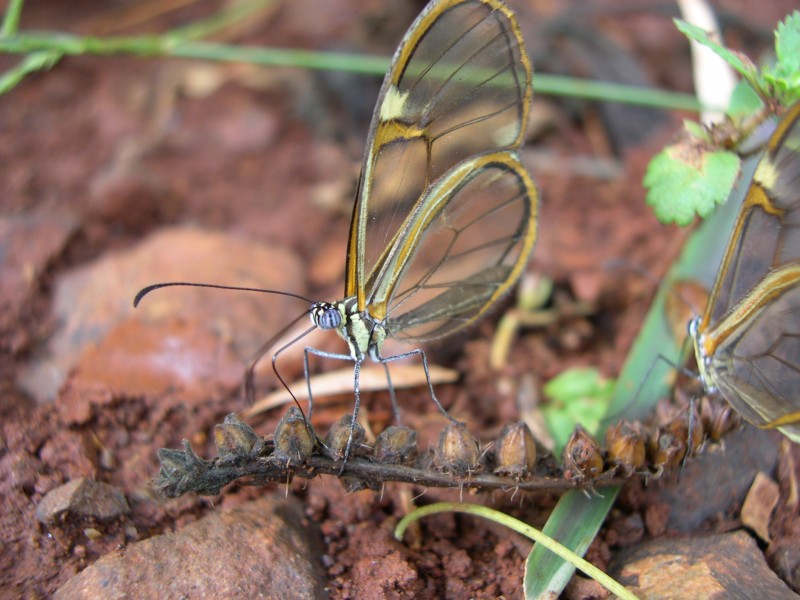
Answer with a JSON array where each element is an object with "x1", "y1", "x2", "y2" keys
[{"x1": 2, "y1": 0, "x2": 799, "y2": 598}]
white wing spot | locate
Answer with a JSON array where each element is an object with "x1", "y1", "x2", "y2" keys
[
  {"x1": 380, "y1": 85, "x2": 411, "y2": 121},
  {"x1": 754, "y1": 159, "x2": 778, "y2": 189},
  {"x1": 493, "y1": 121, "x2": 519, "y2": 147}
]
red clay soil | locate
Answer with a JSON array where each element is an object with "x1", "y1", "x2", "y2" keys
[{"x1": 2, "y1": 1, "x2": 799, "y2": 598}]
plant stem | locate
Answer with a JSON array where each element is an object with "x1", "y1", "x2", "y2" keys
[{"x1": 0, "y1": 31, "x2": 702, "y2": 111}]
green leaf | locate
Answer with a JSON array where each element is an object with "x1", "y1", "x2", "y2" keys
[
  {"x1": 674, "y1": 19, "x2": 759, "y2": 86},
  {"x1": 774, "y1": 12, "x2": 800, "y2": 75},
  {"x1": 543, "y1": 367, "x2": 614, "y2": 404},
  {"x1": 542, "y1": 368, "x2": 613, "y2": 453},
  {"x1": 0, "y1": 50, "x2": 62, "y2": 94},
  {"x1": 763, "y1": 11, "x2": 800, "y2": 105},
  {"x1": 1, "y1": 0, "x2": 24, "y2": 37},
  {"x1": 682, "y1": 119, "x2": 708, "y2": 139},
  {"x1": 395, "y1": 502, "x2": 638, "y2": 600},
  {"x1": 524, "y1": 491, "x2": 618, "y2": 599},
  {"x1": 727, "y1": 81, "x2": 764, "y2": 116},
  {"x1": 644, "y1": 146, "x2": 741, "y2": 226}
]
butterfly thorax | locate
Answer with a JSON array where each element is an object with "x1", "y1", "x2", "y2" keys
[{"x1": 310, "y1": 297, "x2": 387, "y2": 362}]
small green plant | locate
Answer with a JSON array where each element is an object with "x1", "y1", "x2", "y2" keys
[
  {"x1": 644, "y1": 11, "x2": 800, "y2": 226},
  {"x1": 541, "y1": 367, "x2": 614, "y2": 454}
]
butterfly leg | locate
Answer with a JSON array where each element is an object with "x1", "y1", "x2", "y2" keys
[
  {"x1": 303, "y1": 348, "x2": 314, "y2": 422},
  {"x1": 304, "y1": 346, "x2": 362, "y2": 472},
  {"x1": 341, "y1": 358, "x2": 364, "y2": 474},
  {"x1": 303, "y1": 346, "x2": 360, "y2": 462},
  {"x1": 379, "y1": 348, "x2": 455, "y2": 422},
  {"x1": 380, "y1": 360, "x2": 402, "y2": 421}
]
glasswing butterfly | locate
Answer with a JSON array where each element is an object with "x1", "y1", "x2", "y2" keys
[
  {"x1": 135, "y1": 0, "x2": 538, "y2": 463},
  {"x1": 690, "y1": 101, "x2": 800, "y2": 443}
]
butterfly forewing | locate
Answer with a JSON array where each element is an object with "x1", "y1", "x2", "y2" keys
[
  {"x1": 347, "y1": 0, "x2": 534, "y2": 322},
  {"x1": 698, "y1": 101, "x2": 800, "y2": 441}
]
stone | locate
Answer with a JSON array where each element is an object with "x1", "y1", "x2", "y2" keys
[{"x1": 54, "y1": 496, "x2": 326, "y2": 599}]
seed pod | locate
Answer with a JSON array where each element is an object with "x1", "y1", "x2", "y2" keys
[
  {"x1": 700, "y1": 396, "x2": 741, "y2": 442},
  {"x1": 647, "y1": 427, "x2": 684, "y2": 475},
  {"x1": 563, "y1": 425, "x2": 603, "y2": 481},
  {"x1": 374, "y1": 425, "x2": 418, "y2": 465},
  {"x1": 324, "y1": 414, "x2": 366, "y2": 462},
  {"x1": 269, "y1": 407, "x2": 315, "y2": 466},
  {"x1": 604, "y1": 420, "x2": 645, "y2": 476},
  {"x1": 665, "y1": 410, "x2": 703, "y2": 458},
  {"x1": 494, "y1": 421, "x2": 537, "y2": 479},
  {"x1": 433, "y1": 420, "x2": 481, "y2": 475},
  {"x1": 214, "y1": 413, "x2": 258, "y2": 459}
]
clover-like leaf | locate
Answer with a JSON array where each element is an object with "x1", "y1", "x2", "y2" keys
[{"x1": 644, "y1": 144, "x2": 741, "y2": 226}]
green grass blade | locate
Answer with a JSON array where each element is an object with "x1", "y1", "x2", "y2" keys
[
  {"x1": 0, "y1": 50, "x2": 61, "y2": 94},
  {"x1": 524, "y1": 489, "x2": 619, "y2": 597}
]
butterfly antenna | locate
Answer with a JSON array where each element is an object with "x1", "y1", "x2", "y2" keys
[
  {"x1": 270, "y1": 322, "x2": 320, "y2": 420},
  {"x1": 134, "y1": 280, "x2": 321, "y2": 420},
  {"x1": 133, "y1": 281, "x2": 315, "y2": 308}
]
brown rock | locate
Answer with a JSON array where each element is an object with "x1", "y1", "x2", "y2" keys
[
  {"x1": 18, "y1": 227, "x2": 305, "y2": 402},
  {"x1": 71, "y1": 317, "x2": 243, "y2": 400},
  {"x1": 35, "y1": 478, "x2": 130, "y2": 525},
  {"x1": 54, "y1": 496, "x2": 326, "y2": 599},
  {"x1": 610, "y1": 530, "x2": 798, "y2": 599},
  {"x1": 38, "y1": 430, "x2": 98, "y2": 481}
]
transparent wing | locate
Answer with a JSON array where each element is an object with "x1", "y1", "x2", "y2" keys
[
  {"x1": 345, "y1": 0, "x2": 533, "y2": 312},
  {"x1": 703, "y1": 102, "x2": 800, "y2": 331}
]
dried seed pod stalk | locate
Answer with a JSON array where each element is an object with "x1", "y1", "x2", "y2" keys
[
  {"x1": 494, "y1": 421, "x2": 537, "y2": 479},
  {"x1": 665, "y1": 410, "x2": 703, "y2": 458},
  {"x1": 699, "y1": 396, "x2": 741, "y2": 442},
  {"x1": 646, "y1": 427, "x2": 684, "y2": 476}
]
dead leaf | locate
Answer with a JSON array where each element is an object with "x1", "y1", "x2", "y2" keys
[{"x1": 245, "y1": 363, "x2": 459, "y2": 417}]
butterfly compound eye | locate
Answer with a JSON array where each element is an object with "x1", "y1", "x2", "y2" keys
[{"x1": 311, "y1": 303, "x2": 342, "y2": 330}]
